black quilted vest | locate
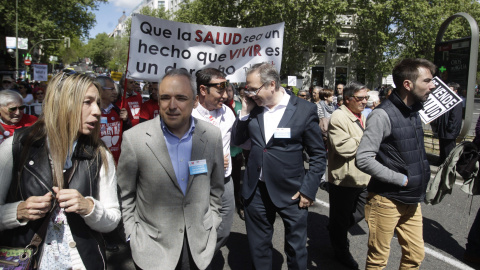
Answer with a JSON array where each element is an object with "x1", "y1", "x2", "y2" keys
[
  {"x1": 1, "y1": 126, "x2": 106, "y2": 269},
  {"x1": 367, "y1": 91, "x2": 431, "y2": 204}
]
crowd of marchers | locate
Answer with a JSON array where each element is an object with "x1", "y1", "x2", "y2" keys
[{"x1": 1, "y1": 59, "x2": 479, "y2": 270}]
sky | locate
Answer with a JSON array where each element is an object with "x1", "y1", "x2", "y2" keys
[{"x1": 88, "y1": 0, "x2": 139, "y2": 38}]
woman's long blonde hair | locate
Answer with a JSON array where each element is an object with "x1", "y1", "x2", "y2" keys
[{"x1": 41, "y1": 73, "x2": 108, "y2": 188}]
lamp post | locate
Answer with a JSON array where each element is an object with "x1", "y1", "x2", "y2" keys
[{"x1": 15, "y1": 0, "x2": 18, "y2": 79}]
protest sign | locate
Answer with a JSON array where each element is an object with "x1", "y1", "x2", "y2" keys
[
  {"x1": 33, "y1": 64, "x2": 48, "y2": 82},
  {"x1": 419, "y1": 76, "x2": 463, "y2": 124},
  {"x1": 288, "y1": 76, "x2": 297, "y2": 87},
  {"x1": 127, "y1": 14, "x2": 284, "y2": 82},
  {"x1": 110, "y1": 71, "x2": 123, "y2": 82}
]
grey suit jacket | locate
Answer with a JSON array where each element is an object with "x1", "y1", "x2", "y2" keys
[{"x1": 117, "y1": 116, "x2": 224, "y2": 270}]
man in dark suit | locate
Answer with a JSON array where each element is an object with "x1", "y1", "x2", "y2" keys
[
  {"x1": 232, "y1": 63, "x2": 327, "y2": 269},
  {"x1": 434, "y1": 82, "x2": 463, "y2": 164}
]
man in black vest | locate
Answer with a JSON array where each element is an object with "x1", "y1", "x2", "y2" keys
[{"x1": 356, "y1": 58, "x2": 436, "y2": 270}]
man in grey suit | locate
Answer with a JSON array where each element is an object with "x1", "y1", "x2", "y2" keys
[{"x1": 117, "y1": 69, "x2": 224, "y2": 270}]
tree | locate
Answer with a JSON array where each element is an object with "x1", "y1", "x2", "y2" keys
[
  {"x1": 174, "y1": 0, "x2": 350, "y2": 80},
  {"x1": 84, "y1": 33, "x2": 115, "y2": 68},
  {"x1": 123, "y1": 6, "x2": 172, "y2": 37},
  {"x1": 0, "y1": 0, "x2": 106, "y2": 65},
  {"x1": 58, "y1": 36, "x2": 86, "y2": 66},
  {"x1": 108, "y1": 35, "x2": 130, "y2": 72},
  {"x1": 352, "y1": 0, "x2": 480, "y2": 84}
]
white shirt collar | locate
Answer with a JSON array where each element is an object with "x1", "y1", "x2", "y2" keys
[{"x1": 264, "y1": 88, "x2": 290, "y2": 112}]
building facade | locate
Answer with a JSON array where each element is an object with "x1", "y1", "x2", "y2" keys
[
  {"x1": 302, "y1": 15, "x2": 381, "y2": 90},
  {"x1": 110, "y1": 0, "x2": 184, "y2": 38}
]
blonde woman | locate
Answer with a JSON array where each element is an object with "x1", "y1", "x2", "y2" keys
[{"x1": 0, "y1": 73, "x2": 120, "y2": 269}]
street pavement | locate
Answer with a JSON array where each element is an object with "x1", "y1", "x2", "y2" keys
[
  {"x1": 106, "y1": 159, "x2": 480, "y2": 270},
  {"x1": 106, "y1": 100, "x2": 480, "y2": 269}
]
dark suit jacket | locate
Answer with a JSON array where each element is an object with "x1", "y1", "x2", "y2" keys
[
  {"x1": 435, "y1": 102, "x2": 463, "y2": 139},
  {"x1": 232, "y1": 92, "x2": 327, "y2": 208}
]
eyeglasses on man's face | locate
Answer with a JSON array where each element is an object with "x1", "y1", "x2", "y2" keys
[
  {"x1": 245, "y1": 83, "x2": 267, "y2": 96},
  {"x1": 7, "y1": 105, "x2": 26, "y2": 113},
  {"x1": 204, "y1": 80, "x2": 229, "y2": 90},
  {"x1": 353, "y1": 95, "x2": 369, "y2": 101}
]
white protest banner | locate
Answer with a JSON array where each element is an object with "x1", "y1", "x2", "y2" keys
[
  {"x1": 33, "y1": 64, "x2": 48, "y2": 81},
  {"x1": 419, "y1": 76, "x2": 462, "y2": 124},
  {"x1": 127, "y1": 14, "x2": 284, "y2": 82},
  {"x1": 288, "y1": 76, "x2": 297, "y2": 86}
]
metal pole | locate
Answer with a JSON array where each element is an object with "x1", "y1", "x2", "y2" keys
[
  {"x1": 435, "y1": 12, "x2": 479, "y2": 141},
  {"x1": 15, "y1": 0, "x2": 18, "y2": 79}
]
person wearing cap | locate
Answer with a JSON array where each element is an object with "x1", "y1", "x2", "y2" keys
[
  {"x1": 0, "y1": 90, "x2": 37, "y2": 144},
  {"x1": 1, "y1": 76, "x2": 16, "y2": 91}
]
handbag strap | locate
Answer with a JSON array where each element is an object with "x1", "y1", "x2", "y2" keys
[{"x1": 26, "y1": 206, "x2": 53, "y2": 255}]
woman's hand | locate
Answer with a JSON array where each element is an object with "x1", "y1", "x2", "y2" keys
[
  {"x1": 53, "y1": 187, "x2": 94, "y2": 216},
  {"x1": 17, "y1": 192, "x2": 53, "y2": 222}
]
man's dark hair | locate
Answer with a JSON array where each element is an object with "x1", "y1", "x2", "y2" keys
[
  {"x1": 447, "y1": 82, "x2": 460, "y2": 92},
  {"x1": 196, "y1": 68, "x2": 226, "y2": 94},
  {"x1": 392, "y1": 58, "x2": 436, "y2": 91},
  {"x1": 343, "y1": 81, "x2": 367, "y2": 100},
  {"x1": 95, "y1": 76, "x2": 115, "y2": 88}
]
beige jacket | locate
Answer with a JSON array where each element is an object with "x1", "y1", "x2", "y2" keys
[{"x1": 327, "y1": 105, "x2": 370, "y2": 187}]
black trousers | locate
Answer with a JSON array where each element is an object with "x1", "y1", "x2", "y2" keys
[
  {"x1": 328, "y1": 183, "x2": 367, "y2": 252},
  {"x1": 439, "y1": 138, "x2": 456, "y2": 165},
  {"x1": 231, "y1": 153, "x2": 244, "y2": 210},
  {"x1": 244, "y1": 181, "x2": 308, "y2": 270}
]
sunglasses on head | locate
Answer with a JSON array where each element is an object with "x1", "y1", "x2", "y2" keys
[
  {"x1": 8, "y1": 105, "x2": 26, "y2": 113},
  {"x1": 204, "y1": 80, "x2": 229, "y2": 90}
]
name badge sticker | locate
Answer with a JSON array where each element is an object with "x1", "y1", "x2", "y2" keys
[
  {"x1": 189, "y1": 159, "x2": 208, "y2": 175},
  {"x1": 274, "y1": 128, "x2": 291, "y2": 139},
  {"x1": 100, "y1": 117, "x2": 108, "y2": 124}
]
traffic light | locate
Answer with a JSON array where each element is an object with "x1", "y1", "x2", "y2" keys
[{"x1": 64, "y1": 37, "x2": 70, "y2": 48}]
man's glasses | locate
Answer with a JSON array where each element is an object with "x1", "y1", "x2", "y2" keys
[
  {"x1": 36, "y1": 92, "x2": 44, "y2": 95},
  {"x1": 102, "y1": 87, "x2": 115, "y2": 91},
  {"x1": 204, "y1": 80, "x2": 229, "y2": 90},
  {"x1": 245, "y1": 83, "x2": 266, "y2": 96},
  {"x1": 8, "y1": 105, "x2": 26, "y2": 113},
  {"x1": 2, "y1": 80, "x2": 13, "y2": 84},
  {"x1": 353, "y1": 95, "x2": 370, "y2": 101}
]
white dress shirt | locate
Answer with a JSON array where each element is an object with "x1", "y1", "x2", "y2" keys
[
  {"x1": 192, "y1": 103, "x2": 236, "y2": 177},
  {"x1": 239, "y1": 89, "x2": 291, "y2": 180}
]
